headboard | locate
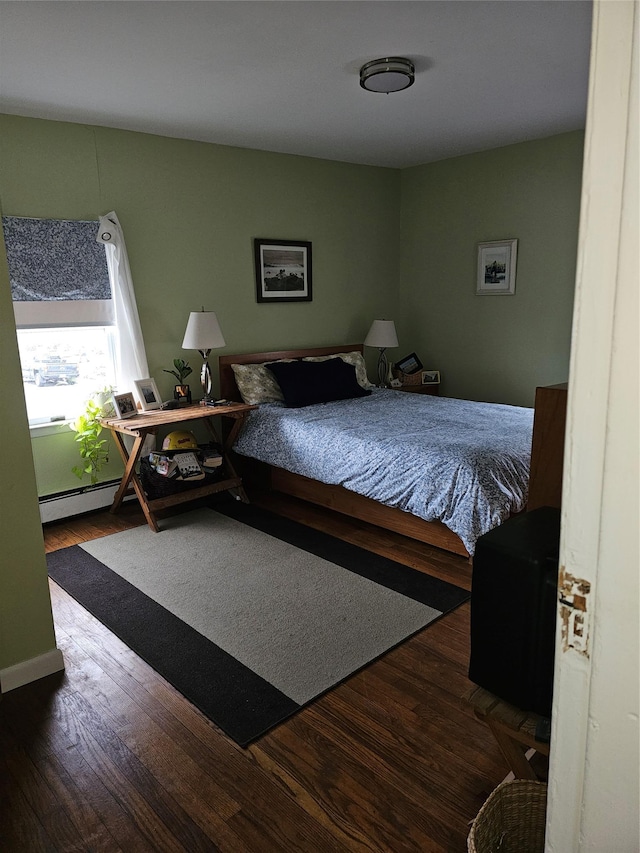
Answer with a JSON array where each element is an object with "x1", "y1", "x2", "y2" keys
[{"x1": 219, "y1": 344, "x2": 364, "y2": 402}]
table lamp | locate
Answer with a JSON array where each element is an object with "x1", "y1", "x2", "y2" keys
[
  {"x1": 364, "y1": 319, "x2": 399, "y2": 387},
  {"x1": 182, "y1": 309, "x2": 226, "y2": 403}
]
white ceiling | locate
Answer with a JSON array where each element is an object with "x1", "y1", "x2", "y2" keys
[{"x1": 0, "y1": 1, "x2": 593, "y2": 169}]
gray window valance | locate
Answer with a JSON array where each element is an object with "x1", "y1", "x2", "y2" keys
[{"x1": 2, "y1": 215, "x2": 113, "y2": 327}]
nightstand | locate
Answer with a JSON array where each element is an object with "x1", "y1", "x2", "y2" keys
[{"x1": 397, "y1": 384, "x2": 440, "y2": 396}]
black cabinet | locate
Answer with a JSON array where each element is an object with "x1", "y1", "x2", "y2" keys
[{"x1": 469, "y1": 507, "x2": 561, "y2": 717}]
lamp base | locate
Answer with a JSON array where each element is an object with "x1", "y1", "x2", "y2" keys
[
  {"x1": 376, "y1": 349, "x2": 390, "y2": 388},
  {"x1": 200, "y1": 358, "x2": 215, "y2": 403}
]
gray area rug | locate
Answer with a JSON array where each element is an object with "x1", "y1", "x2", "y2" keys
[{"x1": 48, "y1": 503, "x2": 468, "y2": 745}]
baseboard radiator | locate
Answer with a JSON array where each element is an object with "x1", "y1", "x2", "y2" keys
[{"x1": 39, "y1": 480, "x2": 132, "y2": 523}]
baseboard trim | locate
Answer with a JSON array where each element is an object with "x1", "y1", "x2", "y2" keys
[{"x1": 0, "y1": 648, "x2": 65, "y2": 693}]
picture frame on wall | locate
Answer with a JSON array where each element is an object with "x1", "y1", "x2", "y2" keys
[
  {"x1": 112, "y1": 391, "x2": 138, "y2": 419},
  {"x1": 254, "y1": 238, "x2": 312, "y2": 303},
  {"x1": 134, "y1": 378, "x2": 162, "y2": 411},
  {"x1": 476, "y1": 239, "x2": 518, "y2": 295}
]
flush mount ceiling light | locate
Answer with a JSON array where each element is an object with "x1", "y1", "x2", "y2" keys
[{"x1": 359, "y1": 57, "x2": 415, "y2": 93}]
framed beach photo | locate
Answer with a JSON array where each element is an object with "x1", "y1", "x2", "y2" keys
[
  {"x1": 112, "y1": 391, "x2": 138, "y2": 419},
  {"x1": 254, "y1": 238, "x2": 312, "y2": 303},
  {"x1": 421, "y1": 370, "x2": 441, "y2": 385},
  {"x1": 477, "y1": 239, "x2": 518, "y2": 295},
  {"x1": 395, "y1": 352, "x2": 423, "y2": 375},
  {"x1": 134, "y1": 378, "x2": 162, "y2": 411}
]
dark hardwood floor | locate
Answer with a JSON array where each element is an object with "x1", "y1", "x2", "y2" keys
[{"x1": 0, "y1": 493, "x2": 509, "y2": 852}]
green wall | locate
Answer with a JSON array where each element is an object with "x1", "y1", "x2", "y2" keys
[
  {"x1": 0, "y1": 218, "x2": 58, "y2": 673},
  {"x1": 0, "y1": 114, "x2": 400, "y2": 495},
  {"x1": 29, "y1": 422, "x2": 125, "y2": 495},
  {"x1": 398, "y1": 131, "x2": 584, "y2": 407},
  {"x1": 0, "y1": 118, "x2": 584, "y2": 498}
]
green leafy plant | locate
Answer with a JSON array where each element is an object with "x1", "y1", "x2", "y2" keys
[
  {"x1": 163, "y1": 358, "x2": 192, "y2": 384},
  {"x1": 70, "y1": 389, "x2": 113, "y2": 485}
]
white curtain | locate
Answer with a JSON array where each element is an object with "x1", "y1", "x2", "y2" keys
[{"x1": 96, "y1": 211, "x2": 149, "y2": 391}]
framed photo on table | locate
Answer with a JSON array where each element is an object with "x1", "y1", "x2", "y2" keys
[
  {"x1": 254, "y1": 238, "x2": 312, "y2": 303},
  {"x1": 112, "y1": 391, "x2": 138, "y2": 419},
  {"x1": 134, "y1": 378, "x2": 162, "y2": 411},
  {"x1": 421, "y1": 370, "x2": 441, "y2": 385},
  {"x1": 395, "y1": 352, "x2": 423, "y2": 375}
]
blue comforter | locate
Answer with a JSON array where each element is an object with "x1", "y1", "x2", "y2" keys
[{"x1": 233, "y1": 389, "x2": 534, "y2": 554}]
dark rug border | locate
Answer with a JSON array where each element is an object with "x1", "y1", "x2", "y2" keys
[
  {"x1": 47, "y1": 545, "x2": 298, "y2": 746},
  {"x1": 47, "y1": 505, "x2": 469, "y2": 747}
]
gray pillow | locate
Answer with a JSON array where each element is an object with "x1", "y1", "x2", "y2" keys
[{"x1": 231, "y1": 361, "x2": 293, "y2": 405}]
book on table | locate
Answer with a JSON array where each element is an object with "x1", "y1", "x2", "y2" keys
[
  {"x1": 201, "y1": 450, "x2": 223, "y2": 471},
  {"x1": 173, "y1": 451, "x2": 205, "y2": 481}
]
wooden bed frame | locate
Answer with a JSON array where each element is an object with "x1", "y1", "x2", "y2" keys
[{"x1": 219, "y1": 344, "x2": 471, "y2": 558}]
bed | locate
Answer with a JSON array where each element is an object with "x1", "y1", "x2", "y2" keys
[{"x1": 219, "y1": 345, "x2": 534, "y2": 558}]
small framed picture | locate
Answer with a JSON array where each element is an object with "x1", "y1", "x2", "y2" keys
[
  {"x1": 477, "y1": 239, "x2": 518, "y2": 295},
  {"x1": 422, "y1": 370, "x2": 441, "y2": 385},
  {"x1": 395, "y1": 352, "x2": 423, "y2": 375},
  {"x1": 112, "y1": 391, "x2": 138, "y2": 419},
  {"x1": 134, "y1": 378, "x2": 162, "y2": 411},
  {"x1": 254, "y1": 238, "x2": 312, "y2": 303}
]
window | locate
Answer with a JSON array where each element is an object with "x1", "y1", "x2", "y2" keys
[
  {"x1": 17, "y1": 326, "x2": 116, "y2": 425},
  {"x1": 3, "y1": 215, "x2": 117, "y2": 426}
]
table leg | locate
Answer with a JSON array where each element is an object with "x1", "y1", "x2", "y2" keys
[
  {"x1": 111, "y1": 432, "x2": 145, "y2": 509},
  {"x1": 203, "y1": 414, "x2": 249, "y2": 503},
  {"x1": 484, "y1": 718, "x2": 540, "y2": 781},
  {"x1": 109, "y1": 429, "x2": 160, "y2": 532}
]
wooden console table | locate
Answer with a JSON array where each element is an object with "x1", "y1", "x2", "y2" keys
[{"x1": 99, "y1": 402, "x2": 256, "y2": 532}]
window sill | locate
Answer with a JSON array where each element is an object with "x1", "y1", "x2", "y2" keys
[{"x1": 29, "y1": 419, "x2": 72, "y2": 438}]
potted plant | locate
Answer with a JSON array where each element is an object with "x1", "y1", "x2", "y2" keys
[
  {"x1": 163, "y1": 357, "x2": 193, "y2": 404},
  {"x1": 70, "y1": 388, "x2": 114, "y2": 485}
]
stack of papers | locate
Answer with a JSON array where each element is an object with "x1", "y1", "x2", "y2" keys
[
  {"x1": 147, "y1": 447, "x2": 222, "y2": 481},
  {"x1": 148, "y1": 452, "x2": 178, "y2": 478}
]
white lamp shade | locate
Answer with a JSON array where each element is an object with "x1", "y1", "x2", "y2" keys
[
  {"x1": 182, "y1": 311, "x2": 226, "y2": 351},
  {"x1": 364, "y1": 319, "x2": 398, "y2": 349}
]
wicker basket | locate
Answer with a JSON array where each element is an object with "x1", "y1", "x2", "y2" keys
[
  {"x1": 392, "y1": 367, "x2": 423, "y2": 386},
  {"x1": 467, "y1": 780, "x2": 548, "y2": 853},
  {"x1": 139, "y1": 443, "x2": 223, "y2": 500}
]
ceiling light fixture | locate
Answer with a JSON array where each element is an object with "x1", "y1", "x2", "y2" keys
[{"x1": 359, "y1": 57, "x2": 415, "y2": 93}]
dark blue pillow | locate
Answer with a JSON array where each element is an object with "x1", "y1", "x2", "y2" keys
[{"x1": 266, "y1": 357, "x2": 371, "y2": 407}]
